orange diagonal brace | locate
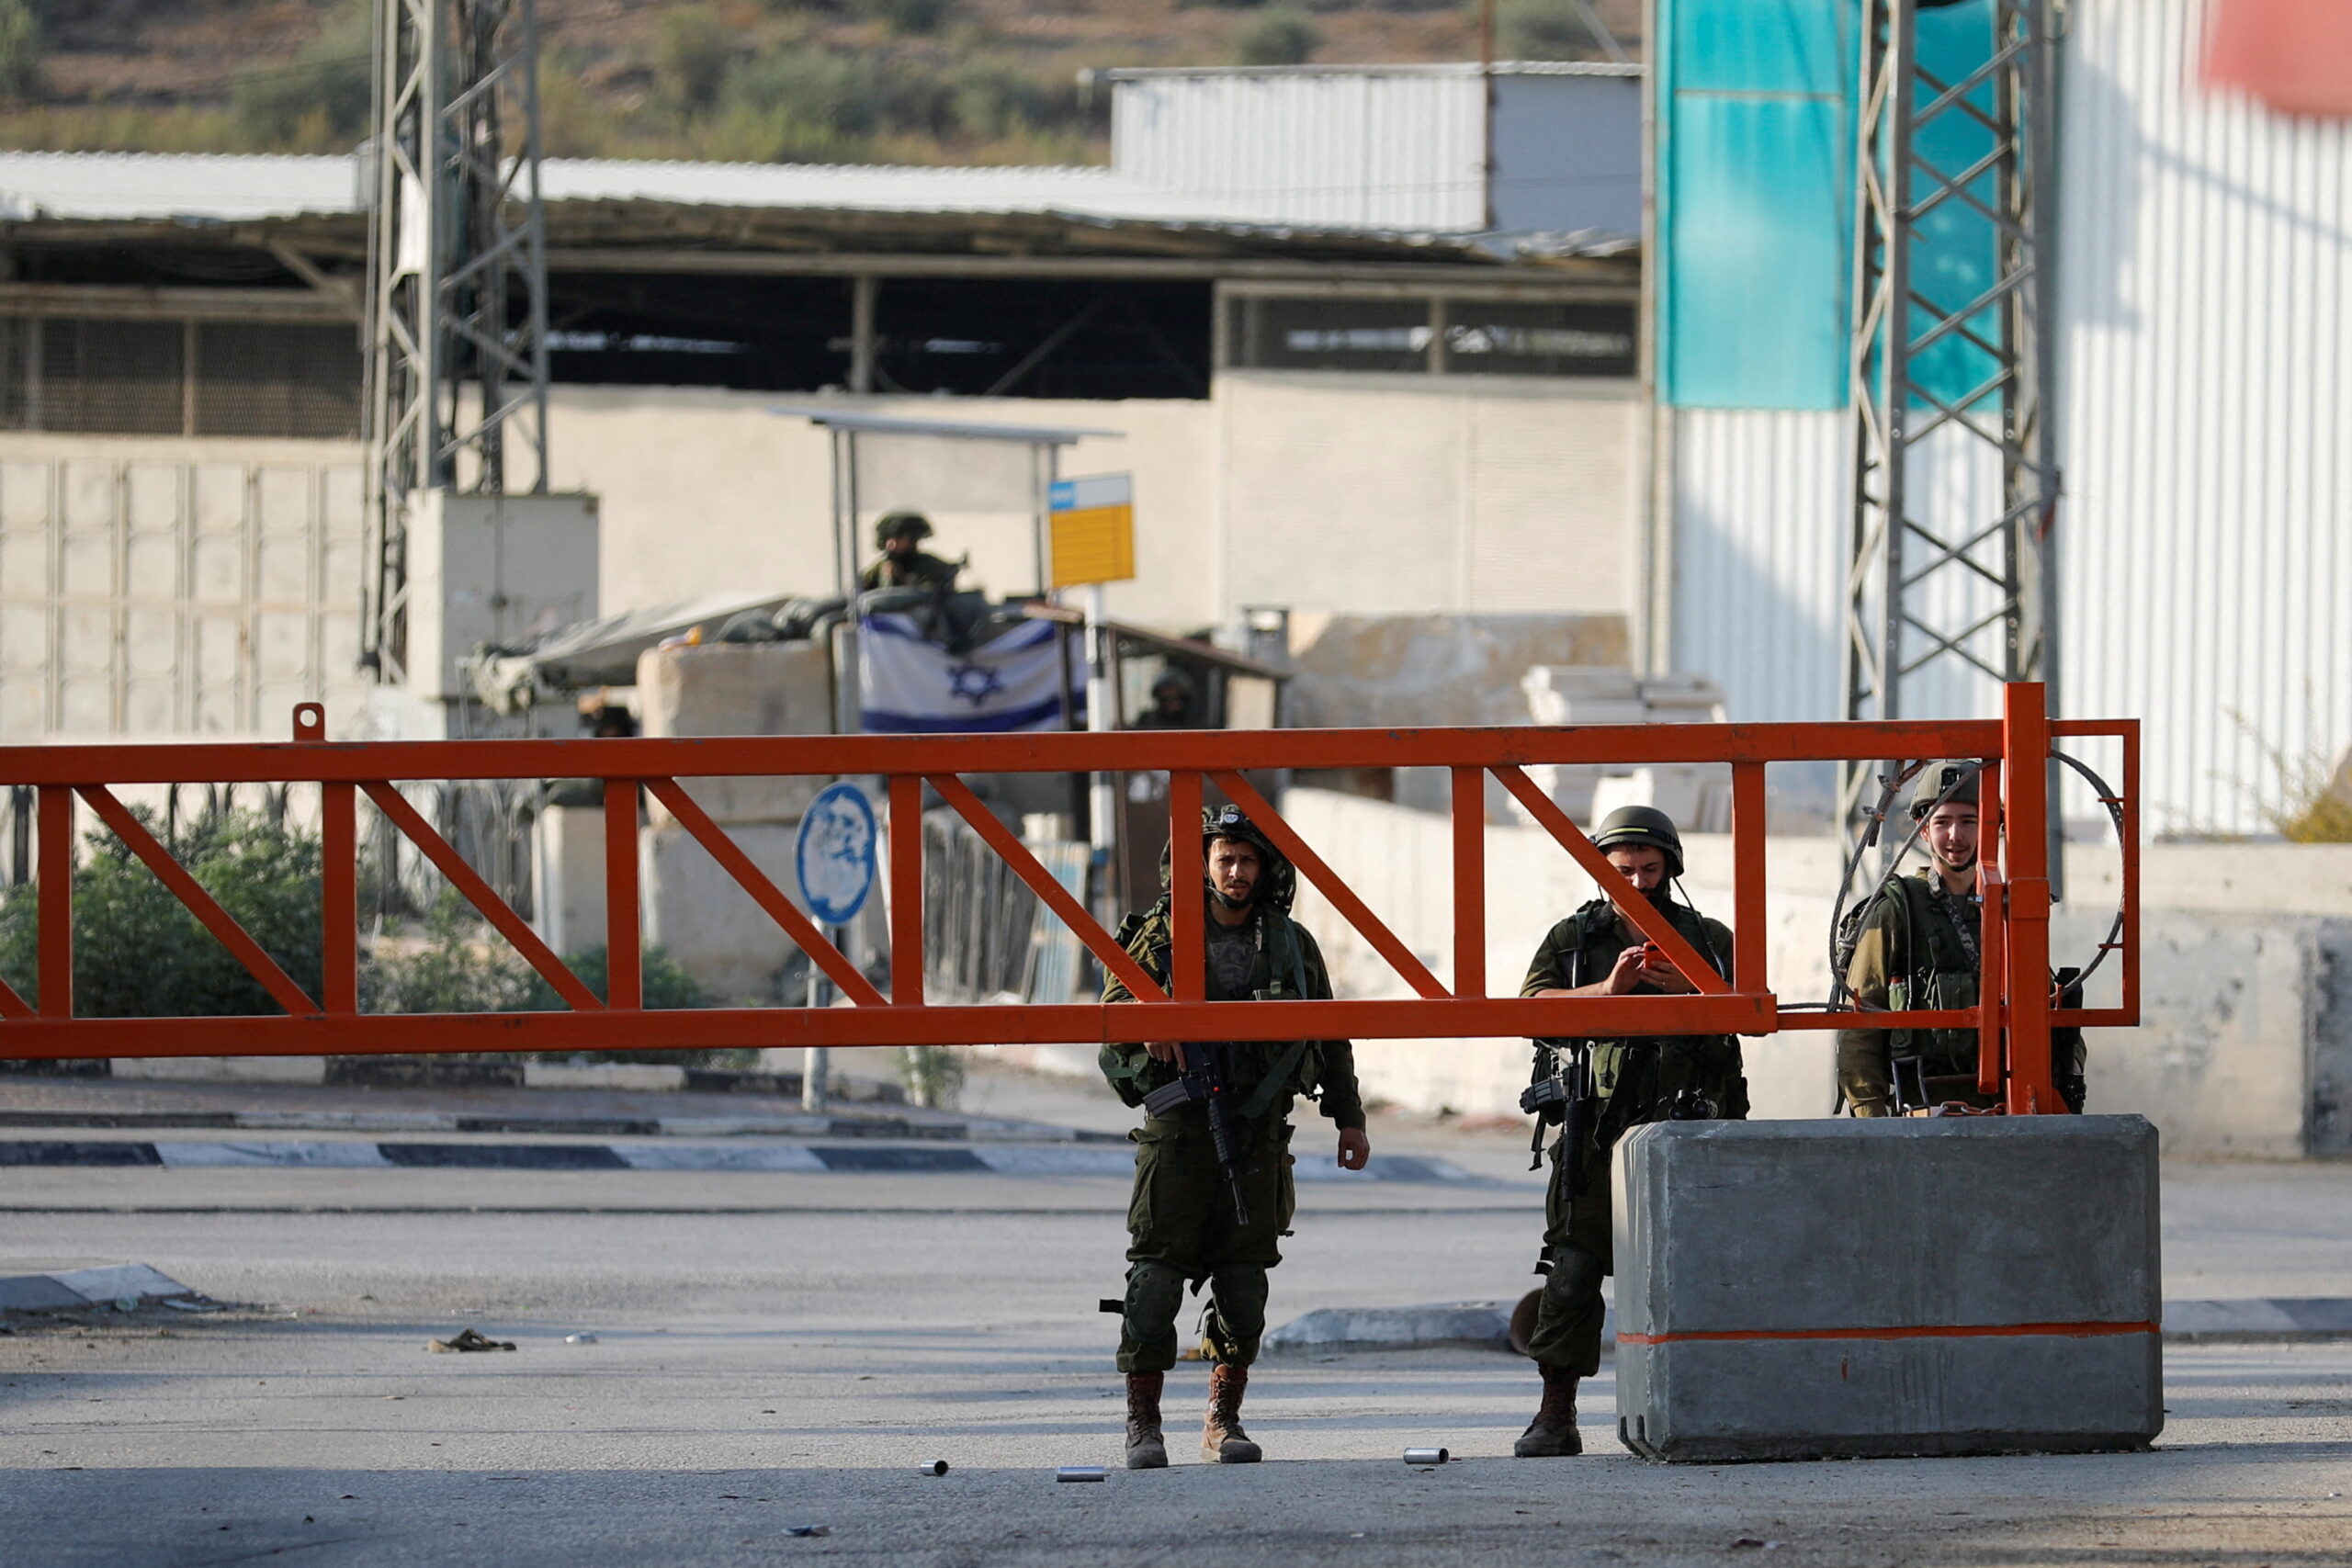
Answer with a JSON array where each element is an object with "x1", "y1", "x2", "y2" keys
[
  {"x1": 1489, "y1": 765, "x2": 1733, "y2": 997},
  {"x1": 928, "y1": 773, "x2": 1168, "y2": 1004},
  {"x1": 646, "y1": 779, "x2": 886, "y2": 1008},
  {"x1": 0, "y1": 976, "x2": 31, "y2": 1021},
  {"x1": 362, "y1": 783, "x2": 605, "y2": 1012},
  {"x1": 77, "y1": 784, "x2": 319, "y2": 1018},
  {"x1": 1210, "y1": 769, "x2": 1447, "y2": 1000}
]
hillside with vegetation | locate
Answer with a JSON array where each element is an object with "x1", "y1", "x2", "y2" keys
[{"x1": 0, "y1": 0, "x2": 1639, "y2": 166}]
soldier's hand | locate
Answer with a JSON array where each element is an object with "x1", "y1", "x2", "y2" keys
[
  {"x1": 1144, "y1": 1040, "x2": 1181, "y2": 1064},
  {"x1": 1637, "y1": 946, "x2": 1695, "y2": 994},
  {"x1": 1602, "y1": 946, "x2": 1649, "y2": 995},
  {"x1": 1336, "y1": 1128, "x2": 1371, "y2": 1170}
]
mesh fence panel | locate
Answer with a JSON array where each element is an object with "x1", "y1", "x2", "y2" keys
[
  {"x1": 195, "y1": 322, "x2": 364, "y2": 440},
  {"x1": 0, "y1": 318, "x2": 364, "y2": 440}
]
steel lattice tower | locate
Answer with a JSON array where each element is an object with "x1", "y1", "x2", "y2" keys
[
  {"x1": 362, "y1": 0, "x2": 551, "y2": 685},
  {"x1": 1843, "y1": 0, "x2": 2061, "y2": 817}
]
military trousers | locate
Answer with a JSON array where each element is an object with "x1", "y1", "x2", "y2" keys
[
  {"x1": 1524, "y1": 1129, "x2": 1614, "y2": 1377},
  {"x1": 1117, "y1": 1111, "x2": 1296, "y2": 1374}
]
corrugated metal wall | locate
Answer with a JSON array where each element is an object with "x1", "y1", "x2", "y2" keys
[
  {"x1": 2055, "y1": 0, "x2": 2352, "y2": 835},
  {"x1": 1669, "y1": 0, "x2": 2352, "y2": 835},
  {"x1": 1113, "y1": 73, "x2": 1488, "y2": 231}
]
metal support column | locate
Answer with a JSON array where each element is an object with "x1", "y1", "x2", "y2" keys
[
  {"x1": 1844, "y1": 0, "x2": 2063, "y2": 883},
  {"x1": 363, "y1": 0, "x2": 552, "y2": 684}
]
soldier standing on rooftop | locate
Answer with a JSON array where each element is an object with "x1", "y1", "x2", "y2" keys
[{"x1": 857, "y1": 511, "x2": 960, "y2": 592}]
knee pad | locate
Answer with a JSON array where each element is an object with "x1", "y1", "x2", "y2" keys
[
  {"x1": 1206, "y1": 1266, "x2": 1269, "y2": 1340},
  {"x1": 1202, "y1": 1266, "x2": 1270, "y2": 1365},
  {"x1": 1543, "y1": 1244, "x2": 1605, "y2": 1305},
  {"x1": 1125, "y1": 1260, "x2": 1186, "y2": 1332}
]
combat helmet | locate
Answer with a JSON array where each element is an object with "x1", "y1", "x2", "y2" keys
[
  {"x1": 1591, "y1": 804, "x2": 1684, "y2": 878},
  {"x1": 1908, "y1": 761, "x2": 1983, "y2": 820},
  {"x1": 874, "y1": 509, "x2": 933, "y2": 547},
  {"x1": 1160, "y1": 804, "x2": 1297, "y2": 911}
]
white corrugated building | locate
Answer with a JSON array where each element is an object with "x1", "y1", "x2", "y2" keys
[{"x1": 1657, "y1": 0, "x2": 2351, "y2": 835}]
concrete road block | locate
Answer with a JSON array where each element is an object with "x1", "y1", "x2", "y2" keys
[{"x1": 1613, "y1": 1116, "x2": 2163, "y2": 1462}]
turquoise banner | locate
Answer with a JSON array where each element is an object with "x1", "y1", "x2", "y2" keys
[{"x1": 1657, "y1": 0, "x2": 1997, "y2": 413}]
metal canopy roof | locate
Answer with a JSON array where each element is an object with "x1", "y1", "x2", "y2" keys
[
  {"x1": 0, "y1": 152, "x2": 1639, "y2": 266},
  {"x1": 766, "y1": 407, "x2": 1124, "y2": 444}
]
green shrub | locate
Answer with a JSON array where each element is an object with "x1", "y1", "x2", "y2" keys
[
  {"x1": 851, "y1": 0, "x2": 950, "y2": 37},
  {"x1": 0, "y1": 808, "x2": 323, "y2": 1018},
  {"x1": 1236, "y1": 8, "x2": 1320, "y2": 65},
  {"x1": 231, "y1": 1, "x2": 372, "y2": 148},
  {"x1": 724, "y1": 45, "x2": 888, "y2": 141},
  {"x1": 657, "y1": 4, "x2": 738, "y2": 113},
  {"x1": 1498, "y1": 0, "x2": 1608, "y2": 62},
  {"x1": 0, "y1": 0, "x2": 42, "y2": 102},
  {"x1": 896, "y1": 1044, "x2": 965, "y2": 1108},
  {"x1": 946, "y1": 58, "x2": 1054, "y2": 141}
]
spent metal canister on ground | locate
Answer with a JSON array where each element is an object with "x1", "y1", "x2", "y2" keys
[{"x1": 1401, "y1": 1448, "x2": 1450, "y2": 1465}]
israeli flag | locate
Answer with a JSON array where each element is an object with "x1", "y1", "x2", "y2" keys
[{"x1": 858, "y1": 613, "x2": 1080, "y2": 734}]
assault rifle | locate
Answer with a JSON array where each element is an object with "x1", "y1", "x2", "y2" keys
[
  {"x1": 1143, "y1": 1042, "x2": 1251, "y2": 1226},
  {"x1": 1521, "y1": 1038, "x2": 1597, "y2": 1220}
]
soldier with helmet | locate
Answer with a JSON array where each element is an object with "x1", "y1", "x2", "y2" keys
[
  {"x1": 857, "y1": 510, "x2": 961, "y2": 592},
  {"x1": 1836, "y1": 761, "x2": 2088, "y2": 1116},
  {"x1": 1511, "y1": 805, "x2": 1747, "y2": 1458},
  {"x1": 1099, "y1": 805, "x2": 1372, "y2": 1469}
]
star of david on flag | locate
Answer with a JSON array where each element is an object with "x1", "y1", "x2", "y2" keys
[{"x1": 858, "y1": 612, "x2": 1082, "y2": 733}]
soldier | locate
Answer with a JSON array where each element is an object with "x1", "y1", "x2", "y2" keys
[
  {"x1": 1835, "y1": 761, "x2": 2087, "y2": 1115},
  {"x1": 1099, "y1": 806, "x2": 1372, "y2": 1469},
  {"x1": 1512, "y1": 806, "x2": 1747, "y2": 1458},
  {"x1": 1131, "y1": 667, "x2": 1202, "y2": 730},
  {"x1": 856, "y1": 510, "x2": 960, "y2": 592}
]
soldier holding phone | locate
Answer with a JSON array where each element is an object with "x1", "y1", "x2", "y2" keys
[{"x1": 1511, "y1": 807, "x2": 1747, "y2": 1458}]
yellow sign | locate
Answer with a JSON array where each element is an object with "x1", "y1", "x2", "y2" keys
[{"x1": 1048, "y1": 474, "x2": 1135, "y2": 589}]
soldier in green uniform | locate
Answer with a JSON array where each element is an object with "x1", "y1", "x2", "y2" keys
[
  {"x1": 857, "y1": 511, "x2": 960, "y2": 592},
  {"x1": 1836, "y1": 761, "x2": 2087, "y2": 1115},
  {"x1": 1100, "y1": 806, "x2": 1372, "y2": 1469},
  {"x1": 1512, "y1": 806, "x2": 1747, "y2": 1458}
]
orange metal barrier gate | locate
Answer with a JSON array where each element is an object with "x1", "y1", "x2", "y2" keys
[{"x1": 0, "y1": 682, "x2": 2135, "y2": 1116}]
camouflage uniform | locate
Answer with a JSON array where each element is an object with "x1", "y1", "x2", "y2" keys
[
  {"x1": 1836, "y1": 867, "x2": 2086, "y2": 1114},
  {"x1": 1100, "y1": 894, "x2": 1364, "y2": 1374},
  {"x1": 1520, "y1": 897, "x2": 1747, "y2": 1376},
  {"x1": 857, "y1": 549, "x2": 959, "y2": 592}
]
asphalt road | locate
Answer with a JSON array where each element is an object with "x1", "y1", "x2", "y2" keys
[{"x1": 3, "y1": 1079, "x2": 2350, "y2": 1566}]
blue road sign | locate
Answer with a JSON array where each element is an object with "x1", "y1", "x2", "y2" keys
[{"x1": 795, "y1": 782, "x2": 878, "y2": 927}]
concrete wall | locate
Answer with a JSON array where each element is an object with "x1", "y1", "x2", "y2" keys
[
  {"x1": 1279, "y1": 787, "x2": 2352, "y2": 1157},
  {"x1": 1216, "y1": 372, "x2": 1639, "y2": 620},
  {"x1": 543, "y1": 385, "x2": 1220, "y2": 629},
  {"x1": 546, "y1": 376, "x2": 1642, "y2": 644},
  {"x1": 0, "y1": 433, "x2": 369, "y2": 742}
]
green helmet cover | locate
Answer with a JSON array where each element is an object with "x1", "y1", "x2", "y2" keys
[
  {"x1": 1591, "y1": 804, "x2": 1684, "y2": 878},
  {"x1": 1909, "y1": 761, "x2": 1983, "y2": 819},
  {"x1": 874, "y1": 510, "x2": 933, "y2": 547}
]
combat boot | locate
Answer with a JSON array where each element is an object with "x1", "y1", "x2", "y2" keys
[
  {"x1": 1512, "y1": 1362, "x2": 1583, "y2": 1457},
  {"x1": 1124, "y1": 1372, "x2": 1168, "y2": 1470},
  {"x1": 1201, "y1": 1364, "x2": 1262, "y2": 1463}
]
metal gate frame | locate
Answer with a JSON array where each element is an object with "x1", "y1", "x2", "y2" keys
[{"x1": 0, "y1": 684, "x2": 2133, "y2": 1117}]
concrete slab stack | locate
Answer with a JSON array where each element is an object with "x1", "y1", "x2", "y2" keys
[{"x1": 1613, "y1": 1116, "x2": 2163, "y2": 1462}]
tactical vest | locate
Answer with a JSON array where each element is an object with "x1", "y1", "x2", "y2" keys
[
  {"x1": 1097, "y1": 896, "x2": 1329, "y2": 1119},
  {"x1": 1875, "y1": 874, "x2": 1982, "y2": 1072},
  {"x1": 1551, "y1": 898, "x2": 1747, "y2": 1130}
]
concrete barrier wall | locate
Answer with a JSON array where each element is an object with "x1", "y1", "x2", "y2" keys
[
  {"x1": 1279, "y1": 788, "x2": 2352, "y2": 1157},
  {"x1": 1614, "y1": 1117, "x2": 2164, "y2": 1461}
]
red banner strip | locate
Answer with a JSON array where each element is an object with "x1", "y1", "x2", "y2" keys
[{"x1": 1618, "y1": 1320, "x2": 2159, "y2": 1346}]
